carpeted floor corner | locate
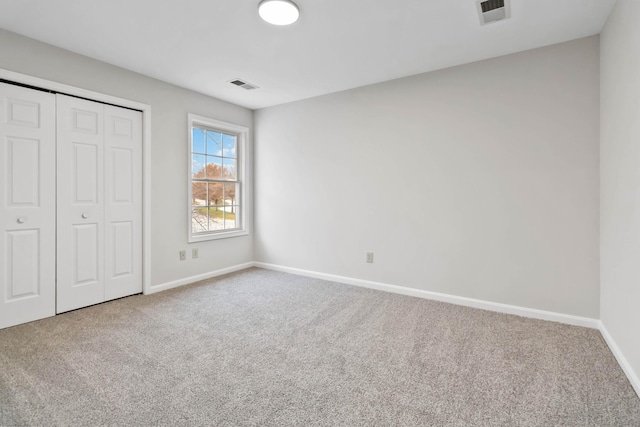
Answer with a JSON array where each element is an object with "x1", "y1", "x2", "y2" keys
[{"x1": 1, "y1": 267, "x2": 639, "y2": 426}]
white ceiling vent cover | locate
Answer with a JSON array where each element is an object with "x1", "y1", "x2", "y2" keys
[
  {"x1": 477, "y1": 0, "x2": 510, "y2": 25},
  {"x1": 229, "y1": 79, "x2": 259, "y2": 91}
]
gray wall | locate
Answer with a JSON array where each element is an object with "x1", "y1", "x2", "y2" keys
[
  {"x1": 0, "y1": 29, "x2": 605, "y2": 321},
  {"x1": 255, "y1": 36, "x2": 600, "y2": 318},
  {"x1": 600, "y1": 0, "x2": 640, "y2": 390},
  {"x1": 0, "y1": 29, "x2": 254, "y2": 287}
]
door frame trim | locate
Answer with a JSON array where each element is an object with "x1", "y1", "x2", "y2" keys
[{"x1": 0, "y1": 68, "x2": 152, "y2": 295}]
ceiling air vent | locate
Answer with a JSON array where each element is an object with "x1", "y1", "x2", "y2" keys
[
  {"x1": 229, "y1": 79, "x2": 259, "y2": 90},
  {"x1": 477, "y1": 0, "x2": 510, "y2": 25}
]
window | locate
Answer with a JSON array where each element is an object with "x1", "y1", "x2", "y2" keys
[{"x1": 188, "y1": 114, "x2": 248, "y2": 242}]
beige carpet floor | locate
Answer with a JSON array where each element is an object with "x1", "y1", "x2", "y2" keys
[{"x1": 1, "y1": 268, "x2": 639, "y2": 426}]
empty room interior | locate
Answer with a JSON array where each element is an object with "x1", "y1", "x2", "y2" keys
[{"x1": 1, "y1": 0, "x2": 640, "y2": 425}]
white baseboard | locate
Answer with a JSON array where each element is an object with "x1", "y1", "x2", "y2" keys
[
  {"x1": 598, "y1": 322, "x2": 640, "y2": 398},
  {"x1": 253, "y1": 262, "x2": 600, "y2": 329},
  {"x1": 146, "y1": 262, "x2": 254, "y2": 294}
]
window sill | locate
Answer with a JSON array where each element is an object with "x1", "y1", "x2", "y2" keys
[{"x1": 189, "y1": 229, "x2": 248, "y2": 243}]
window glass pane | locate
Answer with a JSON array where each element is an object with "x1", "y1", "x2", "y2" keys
[
  {"x1": 223, "y1": 158, "x2": 236, "y2": 180},
  {"x1": 192, "y1": 182, "x2": 207, "y2": 205},
  {"x1": 208, "y1": 182, "x2": 224, "y2": 206},
  {"x1": 223, "y1": 133, "x2": 237, "y2": 158},
  {"x1": 192, "y1": 207, "x2": 208, "y2": 233},
  {"x1": 223, "y1": 182, "x2": 237, "y2": 205},
  {"x1": 206, "y1": 130, "x2": 223, "y2": 156},
  {"x1": 208, "y1": 207, "x2": 224, "y2": 231},
  {"x1": 223, "y1": 183, "x2": 239, "y2": 230},
  {"x1": 224, "y1": 207, "x2": 239, "y2": 230},
  {"x1": 192, "y1": 128, "x2": 205, "y2": 154},
  {"x1": 206, "y1": 156, "x2": 223, "y2": 179},
  {"x1": 192, "y1": 154, "x2": 206, "y2": 178}
]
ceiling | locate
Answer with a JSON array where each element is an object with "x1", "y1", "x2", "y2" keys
[{"x1": 0, "y1": 0, "x2": 616, "y2": 110}]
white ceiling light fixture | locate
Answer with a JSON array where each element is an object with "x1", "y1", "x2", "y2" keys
[{"x1": 258, "y1": 0, "x2": 300, "y2": 26}]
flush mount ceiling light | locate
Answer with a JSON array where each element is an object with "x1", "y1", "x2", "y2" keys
[{"x1": 258, "y1": 0, "x2": 300, "y2": 26}]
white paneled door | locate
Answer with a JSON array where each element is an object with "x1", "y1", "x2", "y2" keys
[
  {"x1": 57, "y1": 95, "x2": 142, "y2": 313},
  {"x1": 56, "y1": 95, "x2": 105, "y2": 312},
  {"x1": 104, "y1": 105, "x2": 142, "y2": 302},
  {"x1": 0, "y1": 82, "x2": 56, "y2": 329},
  {"x1": 0, "y1": 84, "x2": 142, "y2": 327}
]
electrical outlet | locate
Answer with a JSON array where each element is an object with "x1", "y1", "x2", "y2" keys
[
  {"x1": 192, "y1": 248, "x2": 199, "y2": 259},
  {"x1": 366, "y1": 252, "x2": 374, "y2": 263},
  {"x1": 179, "y1": 250, "x2": 186, "y2": 261}
]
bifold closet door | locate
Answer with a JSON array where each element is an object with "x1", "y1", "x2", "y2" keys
[
  {"x1": 103, "y1": 105, "x2": 142, "y2": 302},
  {"x1": 56, "y1": 94, "x2": 142, "y2": 313},
  {"x1": 0, "y1": 83, "x2": 56, "y2": 329}
]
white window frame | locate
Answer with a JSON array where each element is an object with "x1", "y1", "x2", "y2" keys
[{"x1": 188, "y1": 114, "x2": 248, "y2": 242}]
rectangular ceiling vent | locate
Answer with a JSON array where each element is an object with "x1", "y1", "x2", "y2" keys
[
  {"x1": 229, "y1": 79, "x2": 259, "y2": 91},
  {"x1": 477, "y1": 0, "x2": 510, "y2": 25}
]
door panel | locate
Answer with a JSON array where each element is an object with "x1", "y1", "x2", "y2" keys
[
  {"x1": 73, "y1": 224, "x2": 100, "y2": 285},
  {"x1": 112, "y1": 221, "x2": 133, "y2": 277},
  {"x1": 0, "y1": 82, "x2": 56, "y2": 329},
  {"x1": 6, "y1": 97, "x2": 41, "y2": 127},
  {"x1": 73, "y1": 143, "x2": 99, "y2": 203},
  {"x1": 7, "y1": 137, "x2": 40, "y2": 206},
  {"x1": 6, "y1": 229, "x2": 40, "y2": 299},
  {"x1": 73, "y1": 109, "x2": 99, "y2": 134},
  {"x1": 57, "y1": 95, "x2": 105, "y2": 313},
  {"x1": 104, "y1": 105, "x2": 142, "y2": 301},
  {"x1": 112, "y1": 148, "x2": 133, "y2": 203}
]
